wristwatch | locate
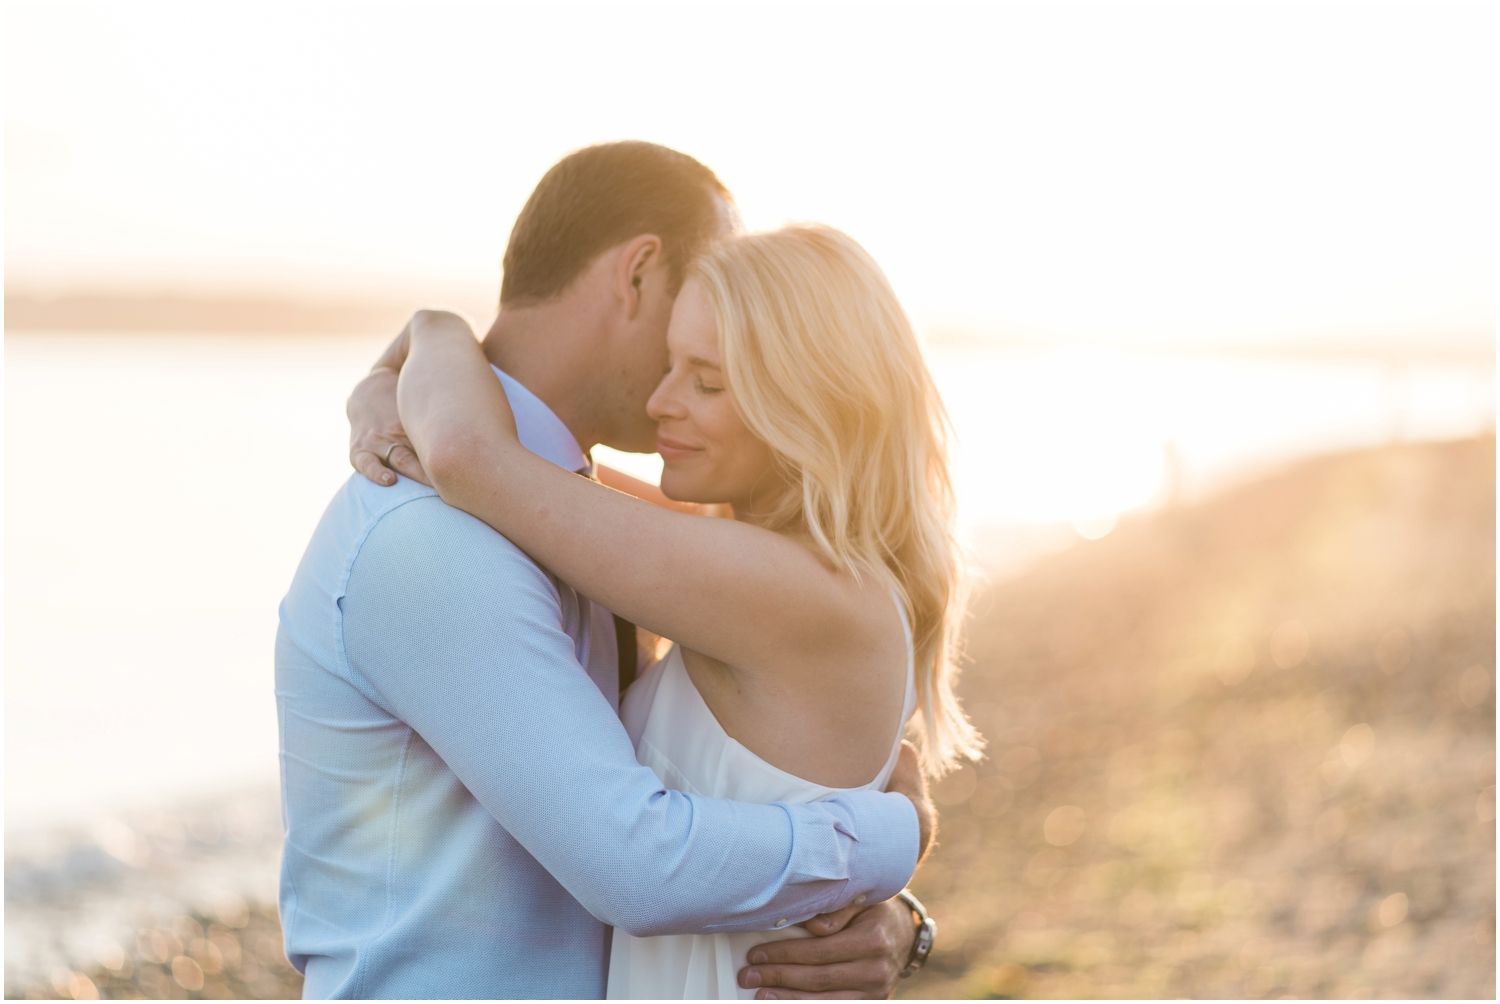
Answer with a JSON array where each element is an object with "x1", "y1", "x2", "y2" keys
[{"x1": 896, "y1": 889, "x2": 936, "y2": 977}]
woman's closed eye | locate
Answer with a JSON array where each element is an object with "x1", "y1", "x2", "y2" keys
[{"x1": 694, "y1": 376, "x2": 724, "y2": 394}]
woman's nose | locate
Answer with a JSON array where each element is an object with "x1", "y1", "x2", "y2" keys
[{"x1": 646, "y1": 373, "x2": 684, "y2": 423}]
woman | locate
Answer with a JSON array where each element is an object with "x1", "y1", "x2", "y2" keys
[{"x1": 353, "y1": 224, "x2": 980, "y2": 998}]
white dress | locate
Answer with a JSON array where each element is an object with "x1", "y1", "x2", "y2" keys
[{"x1": 607, "y1": 596, "x2": 918, "y2": 1000}]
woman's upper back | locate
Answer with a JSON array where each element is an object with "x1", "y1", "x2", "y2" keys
[
  {"x1": 626, "y1": 583, "x2": 916, "y2": 791},
  {"x1": 618, "y1": 594, "x2": 912, "y2": 798}
]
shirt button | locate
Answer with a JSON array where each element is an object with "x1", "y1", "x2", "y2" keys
[
  {"x1": 854, "y1": 894, "x2": 867, "y2": 905},
  {"x1": 774, "y1": 919, "x2": 788, "y2": 928}
]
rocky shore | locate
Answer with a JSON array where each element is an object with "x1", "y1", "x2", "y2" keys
[
  {"x1": 7, "y1": 437, "x2": 1492, "y2": 1000},
  {"x1": 899, "y1": 437, "x2": 1495, "y2": 999},
  {"x1": 5, "y1": 788, "x2": 302, "y2": 1000}
]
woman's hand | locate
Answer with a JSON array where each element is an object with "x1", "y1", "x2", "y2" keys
[
  {"x1": 350, "y1": 367, "x2": 430, "y2": 486},
  {"x1": 348, "y1": 321, "x2": 430, "y2": 486}
]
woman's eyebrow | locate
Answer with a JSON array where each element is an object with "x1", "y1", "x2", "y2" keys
[{"x1": 686, "y1": 355, "x2": 722, "y2": 370}]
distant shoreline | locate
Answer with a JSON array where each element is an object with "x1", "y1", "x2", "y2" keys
[
  {"x1": 6, "y1": 292, "x2": 1493, "y2": 362},
  {"x1": 4, "y1": 292, "x2": 496, "y2": 337}
]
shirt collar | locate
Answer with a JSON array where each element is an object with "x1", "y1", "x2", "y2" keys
[{"x1": 491, "y1": 366, "x2": 590, "y2": 475}]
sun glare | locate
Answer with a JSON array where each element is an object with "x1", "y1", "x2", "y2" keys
[{"x1": 4, "y1": 3, "x2": 1492, "y2": 351}]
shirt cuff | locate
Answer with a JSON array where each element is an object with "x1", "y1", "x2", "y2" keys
[{"x1": 827, "y1": 788, "x2": 919, "y2": 906}]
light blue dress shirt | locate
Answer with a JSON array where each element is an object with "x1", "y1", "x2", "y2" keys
[{"x1": 275, "y1": 369, "x2": 919, "y2": 999}]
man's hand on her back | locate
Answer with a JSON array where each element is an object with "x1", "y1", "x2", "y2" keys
[
  {"x1": 733, "y1": 742, "x2": 937, "y2": 999},
  {"x1": 737, "y1": 897, "x2": 916, "y2": 999},
  {"x1": 884, "y1": 741, "x2": 936, "y2": 863}
]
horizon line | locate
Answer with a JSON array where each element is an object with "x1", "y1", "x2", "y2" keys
[{"x1": 5, "y1": 289, "x2": 1493, "y2": 363}]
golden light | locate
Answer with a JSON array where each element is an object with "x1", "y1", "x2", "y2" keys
[
  {"x1": 1271, "y1": 620, "x2": 1311, "y2": 670},
  {"x1": 1378, "y1": 892, "x2": 1409, "y2": 928},
  {"x1": 1340, "y1": 724, "x2": 1376, "y2": 769},
  {"x1": 1044, "y1": 806, "x2": 1087, "y2": 847}
]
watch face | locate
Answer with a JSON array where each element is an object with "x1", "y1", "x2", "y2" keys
[{"x1": 910, "y1": 920, "x2": 934, "y2": 962}]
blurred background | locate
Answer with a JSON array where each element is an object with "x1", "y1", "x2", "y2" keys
[{"x1": 4, "y1": 2, "x2": 1493, "y2": 999}]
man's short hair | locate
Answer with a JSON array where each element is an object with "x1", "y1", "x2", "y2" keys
[{"x1": 500, "y1": 141, "x2": 730, "y2": 306}]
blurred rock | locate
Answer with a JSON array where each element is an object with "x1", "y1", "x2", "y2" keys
[
  {"x1": 4, "y1": 786, "x2": 301, "y2": 1000},
  {"x1": 900, "y1": 437, "x2": 1495, "y2": 999}
]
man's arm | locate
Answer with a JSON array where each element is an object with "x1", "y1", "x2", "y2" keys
[
  {"x1": 735, "y1": 743, "x2": 937, "y2": 999},
  {"x1": 341, "y1": 497, "x2": 919, "y2": 937}
]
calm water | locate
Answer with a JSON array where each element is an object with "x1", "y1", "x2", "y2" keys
[{"x1": 5, "y1": 331, "x2": 1493, "y2": 830}]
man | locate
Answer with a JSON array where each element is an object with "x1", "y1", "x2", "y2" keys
[{"x1": 278, "y1": 141, "x2": 935, "y2": 999}]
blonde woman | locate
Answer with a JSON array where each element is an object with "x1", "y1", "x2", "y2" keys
[{"x1": 363, "y1": 225, "x2": 980, "y2": 999}]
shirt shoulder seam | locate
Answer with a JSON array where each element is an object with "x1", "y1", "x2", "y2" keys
[{"x1": 331, "y1": 491, "x2": 460, "y2": 682}]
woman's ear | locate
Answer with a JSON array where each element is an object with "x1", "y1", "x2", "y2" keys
[{"x1": 616, "y1": 234, "x2": 665, "y2": 321}]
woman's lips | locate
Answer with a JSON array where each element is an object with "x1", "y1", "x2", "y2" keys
[{"x1": 656, "y1": 435, "x2": 704, "y2": 461}]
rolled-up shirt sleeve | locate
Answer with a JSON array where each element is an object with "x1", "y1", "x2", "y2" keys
[{"x1": 340, "y1": 496, "x2": 918, "y2": 937}]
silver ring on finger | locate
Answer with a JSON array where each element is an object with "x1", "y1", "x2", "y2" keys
[{"x1": 384, "y1": 442, "x2": 405, "y2": 465}]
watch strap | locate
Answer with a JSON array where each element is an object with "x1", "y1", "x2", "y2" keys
[{"x1": 896, "y1": 889, "x2": 936, "y2": 977}]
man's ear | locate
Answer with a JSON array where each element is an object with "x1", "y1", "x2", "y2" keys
[{"x1": 615, "y1": 234, "x2": 665, "y2": 321}]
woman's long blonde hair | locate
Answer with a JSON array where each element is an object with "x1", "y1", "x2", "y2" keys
[{"x1": 689, "y1": 224, "x2": 983, "y2": 778}]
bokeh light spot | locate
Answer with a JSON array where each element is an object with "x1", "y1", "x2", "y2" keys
[
  {"x1": 172, "y1": 954, "x2": 205, "y2": 991},
  {"x1": 933, "y1": 763, "x2": 978, "y2": 806},
  {"x1": 1477, "y1": 785, "x2": 1496, "y2": 824},
  {"x1": 215, "y1": 894, "x2": 250, "y2": 929},
  {"x1": 1340, "y1": 724, "x2": 1375, "y2": 768},
  {"x1": 1072, "y1": 514, "x2": 1118, "y2": 541},
  {"x1": 1378, "y1": 892, "x2": 1409, "y2": 927},
  {"x1": 137, "y1": 930, "x2": 169, "y2": 965},
  {"x1": 93, "y1": 937, "x2": 125, "y2": 972},
  {"x1": 997, "y1": 746, "x2": 1043, "y2": 788},
  {"x1": 1459, "y1": 665, "x2": 1491, "y2": 707},
  {"x1": 1044, "y1": 805, "x2": 1087, "y2": 846},
  {"x1": 970, "y1": 776, "x2": 1015, "y2": 819}
]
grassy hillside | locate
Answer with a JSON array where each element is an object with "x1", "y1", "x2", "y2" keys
[{"x1": 900, "y1": 437, "x2": 1495, "y2": 999}]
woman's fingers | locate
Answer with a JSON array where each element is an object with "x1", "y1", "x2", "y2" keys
[
  {"x1": 351, "y1": 441, "x2": 431, "y2": 488},
  {"x1": 347, "y1": 367, "x2": 412, "y2": 486},
  {"x1": 353, "y1": 446, "x2": 398, "y2": 486},
  {"x1": 386, "y1": 443, "x2": 433, "y2": 486}
]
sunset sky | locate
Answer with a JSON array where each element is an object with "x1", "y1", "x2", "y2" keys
[{"x1": 5, "y1": 3, "x2": 1494, "y2": 348}]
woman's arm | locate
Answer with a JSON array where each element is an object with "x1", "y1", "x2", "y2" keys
[
  {"x1": 347, "y1": 325, "x2": 719, "y2": 515},
  {"x1": 397, "y1": 310, "x2": 880, "y2": 671}
]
